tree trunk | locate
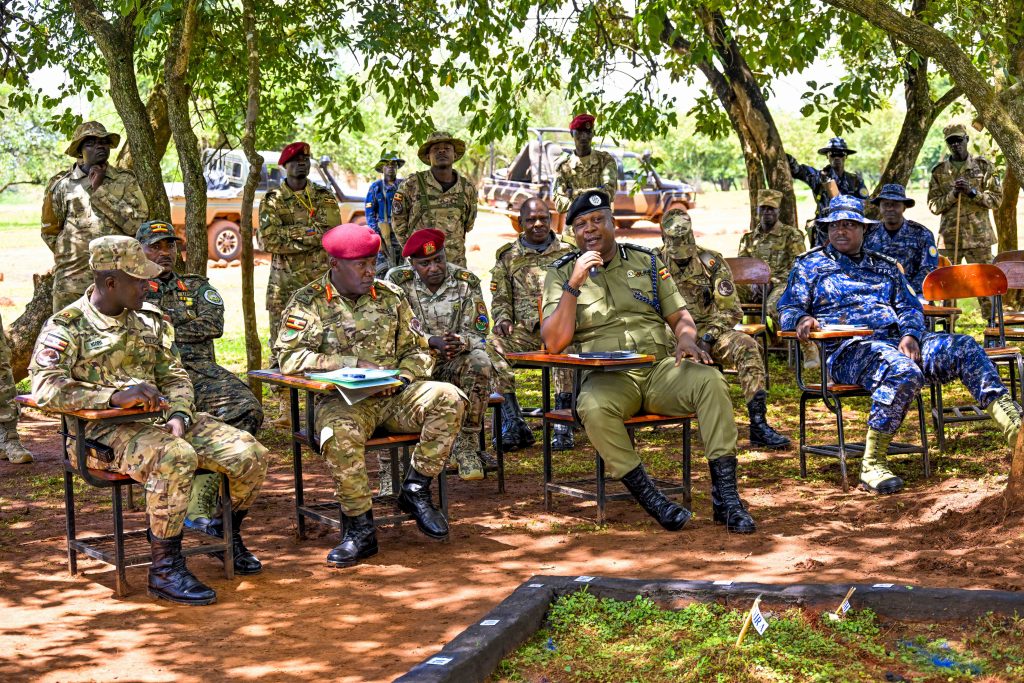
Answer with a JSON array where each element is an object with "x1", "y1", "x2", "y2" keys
[
  {"x1": 996, "y1": 166, "x2": 1020, "y2": 253},
  {"x1": 240, "y1": 0, "x2": 264, "y2": 393},
  {"x1": 115, "y1": 82, "x2": 172, "y2": 171},
  {"x1": 69, "y1": 0, "x2": 170, "y2": 220},
  {"x1": 165, "y1": 0, "x2": 208, "y2": 276},
  {"x1": 877, "y1": 82, "x2": 960, "y2": 190},
  {"x1": 8, "y1": 272, "x2": 54, "y2": 382}
]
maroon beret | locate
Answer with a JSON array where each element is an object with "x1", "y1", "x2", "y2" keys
[
  {"x1": 278, "y1": 141, "x2": 310, "y2": 166},
  {"x1": 402, "y1": 229, "x2": 446, "y2": 259},
  {"x1": 322, "y1": 223, "x2": 381, "y2": 260},
  {"x1": 569, "y1": 114, "x2": 595, "y2": 131}
]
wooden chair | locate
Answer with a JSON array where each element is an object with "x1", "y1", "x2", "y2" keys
[
  {"x1": 15, "y1": 396, "x2": 232, "y2": 597},
  {"x1": 777, "y1": 331, "x2": 929, "y2": 492},
  {"x1": 986, "y1": 261, "x2": 1024, "y2": 327},
  {"x1": 994, "y1": 250, "x2": 1024, "y2": 264},
  {"x1": 726, "y1": 257, "x2": 772, "y2": 389},
  {"x1": 922, "y1": 264, "x2": 1024, "y2": 451}
]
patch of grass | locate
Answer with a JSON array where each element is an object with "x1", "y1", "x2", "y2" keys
[{"x1": 494, "y1": 592, "x2": 1024, "y2": 683}]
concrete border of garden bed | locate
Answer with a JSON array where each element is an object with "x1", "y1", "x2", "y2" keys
[{"x1": 394, "y1": 574, "x2": 1024, "y2": 683}]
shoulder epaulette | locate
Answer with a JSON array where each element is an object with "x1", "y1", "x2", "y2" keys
[
  {"x1": 865, "y1": 249, "x2": 898, "y2": 266},
  {"x1": 930, "y1": 160, "x2": 948, "y2": 173},
  {"x1": 45, "y1": 168, "x2": 73, "y2": 191},
  {"x1": 976, "y1": 157, "x2": 996, "y2": 171},
  {"x1": 181, "y1": 274, "x2": 210, "y2": 284},
  {"x1": 453, "y1": 268, "x2": 480, "y2": 286},
  {"x1": 293, "y1": 282, "x2": 320, "y2": 304},
  {"x1": 697, "y1": 250, "x2": 724, "y2": 273},
  {"x1": 496, "y1": 242, "x2": 515, "y2": 260},
  {"x1": 796, "y1": 246, "x2": 825, "y2": 260},
  {"x1": 622, "y1": 242, "x2": 656, "y2": 255},
  {"x1": 51, "y1": 307, "x2": 83, "y2": 327},
  {"x1": 550, "y1": 251, "x2": 582, "y2": 269},
  {"x1": 386, "y1": 267, "x2": 415, "y2": 284},
  {"x1": 374, "y1": 279, "x2": 405, "y2": 297},
  {"x1": 139, "y1": 301, "x2": 163, "y2": 315}
]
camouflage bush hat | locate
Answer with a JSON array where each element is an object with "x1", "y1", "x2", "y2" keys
[
  {"x1": 375, "y1": 151, "x2": 406, "y2": 172},
  {"x1": 89, "y1": 235, "x2": 163, "y2": 279},
  {"x1": 136, "y1": 220, "x2": 183, "y2": 246},
  {"x1": 943, "y1": 123, "x2": 968, "y2": 140},
  {"x1": 660, "y1": 208, "x2": 698, "y2": 259},
  {"x1": 417, "y1": 131, "x2": 467, "y2": 165},
  {"x1": 870, "y1": 183, "x2": 916, "y2": 208},
  {"x1": 756, "y1": 189, "x2": 782, "y2": 209},
  {"x1": 65, "y1": 121, "x2": 121, "y2": 158}
]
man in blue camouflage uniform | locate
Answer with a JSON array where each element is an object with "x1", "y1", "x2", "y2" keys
[
  {"x1": 365, "y1": 152, "x2": 404, "y2": 275},
  {"x1": 789, "y1": 137, "x2": 870, "y2": 247},
  {"x1": 864, "y1": 184, "x2": 938, "y2": 300},
  {"x1": 779, "y1": 196, "x2": 1023, "y2": 494}
]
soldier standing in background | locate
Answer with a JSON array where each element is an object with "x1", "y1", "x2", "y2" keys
[
  {"x1": 366, "y1": 151, "x2": 405, "y2": 275},
  {"x1": 0, "y1": 314, "x2": 33, "y2": 463},
  {"x1": 788, "y1": 137, "x2": 869, "y2": 247},
  {"x1": 391, "y1": 131, "x2": 477, "y2": 267},
  {"x1": 865, "y1": 184, "x2": 938, "y2": 299},
  {"x1": 552, "y1": 114, "x2": 618, "y2": 246},
  {"x1": 41, "y1": 121, "x2": 149, "y2": 312}
]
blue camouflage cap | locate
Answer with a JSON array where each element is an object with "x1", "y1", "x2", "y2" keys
[
  {"x1": 870, "y1": 183, "x2": 916, "y2": 208},
  {"x1": 817, "y1": 195, "x2": 879, "y2": 226}
]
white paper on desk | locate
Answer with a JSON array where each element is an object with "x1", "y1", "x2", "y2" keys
[
  {"x1": 819, "y1": 325, "x2": 869, "y2": 332},
  {"x1": 334, "y1": 379, "x2": 403, "y2": 406},
  {"x1": 566, "y1": 352, "x2": 643, "y2": 360},
  {"x1": 306, "y1": 368, "x2": 399, "y2": 383}
]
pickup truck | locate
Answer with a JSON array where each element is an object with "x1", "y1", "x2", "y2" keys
[
  {"x1": 480, "y1": 128, "x2": 697, "y2": 232},
  {"x1": 166, "y1": 149, "x2": 366, "y2": 261}
]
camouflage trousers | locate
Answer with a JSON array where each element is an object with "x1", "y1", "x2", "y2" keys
[
  {"x1": 940, "y1": 247, "x2": 993, "y2": 318},
  {"x1": 831, "y1": 333, "x2": 1006, "y2": 434},
  {"x1": 316, "y1": 381, "x2": 466, "y2": 516},
  {"x1": 0, "y1": 312, "x2": 19, "y2": 424},
  {"x1": 487, "y1": 325, "x2": 573, "y2": 395},
  {"x1": 87, "y1": 413, "x2": 269, "y2": 538},
  {"x1": 706, "y1": 328, "x2": 766, "y2": 403},
  {"x1": 435, "y1": 349, "x2": 493, "y2": 433}
]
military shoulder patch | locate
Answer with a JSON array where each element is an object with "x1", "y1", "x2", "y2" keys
[
  {"x1": 550, "y1": 251, "x2": 582, "y2": 269},
  {"x1": 717, "y1": 279, "x2": 735, "y2": 296},
  {"x1": 928, "y1": 245, "x2": 938, "y2": 257},
  {"x1": 51, "y1": 308, "x2": 83, "y2": 327},
  {"x1": 658, "y1": 266, "x2": 671, "y2": 280},
  {"x1": 42, "y1": 331, "x2": 70, "y2": 352},
  {"x1": 34, "y1": 347, "x2": 61, "y2": 368},
  {"x1": 202, "y1": 288, "x2": 224, "y2": 306},
  {"x1": 475, "y1": 301, "x2": 489, "y2": 332},
  {"x1": 490, "y1": 281, "x2": 498, "y2": 292},
  {"x1": 292, "y1": 289, "x2": 315, "y2": 305},
  {"x1": 454, "y1": 268, "x2": 480, "y2": 286},
  {"x1": 495, "y1": 242, "x2": 515, "y2": 260},
  {"x1": 285, "y1": 314, "x2": 308, "y2": 331},
  {"x1": 386, "y1": 268, "x2": 415, "y2": 284},
  {"x1": 622, "y1": 242, "x2": 655, "y2": 255}
]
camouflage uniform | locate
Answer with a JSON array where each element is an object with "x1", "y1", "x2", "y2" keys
[
  {"x1": 391, "y1": 171, "x2": 477, "y2": 268},
  {"x1": 661, "y1": 211, "x2": 764, "y2": 403},
  {"x1": 863, "y1": 219, "x2": 938, "y2": 297},
  {"x1": 552, "y1": 150, "x2": 618, "y2": 246},
  {"x1": 788, "y1": 153, "x2": 869, "y2": 247},
  {"x1": 258, "y1": 181, "x2": 341, "y2": 356},
  {"x1": 737, "y1": 220, "x2": 805, "y2": 329},
  {"x1": 29, "y1": 288, "x2": 268, "y2": 539},
  {"x1": 486, "y1": 233, "x2": 575, "y2": 395},
  {"x1": 275, "y1": 274, "x2": 466, "y2": 516},
  {"x1": 927, "y1": 154, "x2": 1002, "y2": 263},
  {"x1": 42, "y1": 165, "x2": 149, "y2": 312},
  {"x1": 0, "y1": 312, "x2": 32, "y2": 462}
]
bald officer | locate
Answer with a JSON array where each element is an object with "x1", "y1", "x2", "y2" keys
[{"x1": 541, "y1": 190, "x2": 756, "y2": 534}]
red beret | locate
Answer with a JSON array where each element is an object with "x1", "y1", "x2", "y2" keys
[
  {"x1": 278, "y1": 141, "x2": 310, "y2": 166},
  {"x1": 569, "y1": 114, "x2": 595, "y2": 131},
  {"x1": 402, "y1": 229, "x2": 446, "y2": 259},
  {"x1": 322, "y1": 223, "x2": 381, "y2": 260}
]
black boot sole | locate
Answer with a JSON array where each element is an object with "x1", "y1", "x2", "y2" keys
[
  {"x1": 147, "y1": 587, "x2": 217, "y2": 606},
  {"x1": 859, "y1": 479, "x2": 904, "y2": 495},
  {"x1": 396, "y1": 497, "x2": 449, "y2": 540},
  {"x1": 326, "y1": 545, "x2": 379, "y2": 568},
  {"x1": 207, "y1": 551, "x2": 264, "y2": 575},
  {"x1": 749, "y1": 438, "x2": 791, "y2": 450}
]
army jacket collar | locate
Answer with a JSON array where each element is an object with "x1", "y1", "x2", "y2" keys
[
  {"x1": 565, "y1": 151, "x2": 604, "y2": 171},
  {"x1": 69, "y1": 163, "x2": 118, "y2": 183},
  {"x1": 79, "y1": 285, "x2": 133, "y2": 331},
  {"x1": 321, "y1": 273, "x2": 383, "y2": 309},
  {"x1": 275, "y1": 180, "x2": 314, "y2": 201},
  {"x1": 412, "y1": 269, "x2": 457, "y2": 300},
  {"x1": 517, "y1": 231, "x2": 559, "y2": 254},
  {"x1": 422, "y1": 169, "x2": 465, "y2": 193}
]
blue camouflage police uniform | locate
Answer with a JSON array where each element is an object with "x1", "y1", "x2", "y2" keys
[
  {"x1": 365, "y1": 176, "x2": 402, "y2": 273},
  {"x1": 778, "y1": 243, "x2": 1007, "y2": 435},
  {"x1": 862, "y1": 219, "x2": 938, "y2": 298}
]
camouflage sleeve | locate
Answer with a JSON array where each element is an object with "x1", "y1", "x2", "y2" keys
[
  {"x1": 395, "y1": 295, "x2": 434, "y2": 381},
  {"x1": 40, "y1": 176, "x2": 65, "y2": 253},
  {"x1": 910, "y1": 232, "x2": 938, "y2": 295},
  {"x1": 90, "y1": 172, "x2": 149, "y2": 235},
  {"x1": 600, "y1": 154, "x2": 618, "y2": 200},
  {"x1": 552, "y1": 164, "x2": 572, "y2": 214},
  {"x1": 891, "y1": 270, "x2": 925, "y2": 341},
  {"x1": 737, "y1": 234, "x2": 752, "y2": 258},
  {"x1": 654, "y1": 254, "x2": 686, "y2": 319},
  {"x1": 927, "y1": 170, "x2": 956, "y2": 216},
  {"x1": 364, "y1": 182, "x2": 379, "y2": 230},
  {"x1": 490, "y1": 253, "x2": 514, "y2": 324},
  {"x1": 457, "y1": 282, "x2": 489, "y2": 351},
  {"x1": 276, "y1": 296, "x2": 355, "y2": 375},
  {"x1": 718, "y1": 258, "x2": 743, "y2": 328},
  {"x1": 464, "y1": 180, "x2": 477, "y2": 234},
  {"x1": 391, "y1": 179, "x2": 412, "y2": 246},
  {"x1": 777, "y1": 260, "x2": 815, "y2": 330},
  {"x1": 974, "y1": 165, "x2": 1003, "y2": 210},
  {"x1": 787, "y1": 155, "x2": 820, "y2": 192},
  {"x1": 152, "y1": 315, "x2": 195, "y2": 420},
  {"x1": 172, "y1": 283, "x2": 224, "y2": 344},
  {"x1": 29, "y1": 320, "x2": 117, "y2": 410},
  {"x1": 258, "y1": 194, "x2": 319, "y2": 254}
]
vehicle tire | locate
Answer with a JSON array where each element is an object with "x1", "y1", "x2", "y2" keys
[
  {"x1": 208, "y1": 220, "x2": 242, "y2": 262},
  {"x1": 616, "y1": 219, "x2": 636, "y2": 230}
]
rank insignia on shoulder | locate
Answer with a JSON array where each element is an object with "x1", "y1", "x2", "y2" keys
[
  {"x1": 365, "y1": 202, "x2": 373, "y2": 208},
  {"x1": 456, "y1": 270, "x2": 470, "y2": 281},
  {"x1": 285, "y1": 315, "x2": 308, "y2": 331},
  {"x1": 311, "y1": 283, "x2": 324, "y2": 293},
  {"x1": 52, "y1": 309, "x2": 82, "y2": 326},
  {"x1": 658, "y1": 266, "x2": 671, "y2": 280},
  {"x1": 148, "y1": 280, "x2": 159, "y2": 292}
]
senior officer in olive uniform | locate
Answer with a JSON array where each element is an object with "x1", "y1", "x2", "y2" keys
[
  {"x1": 137, "y1": 220, "x2": 265, "y2": 535},
  {"x1": 487, "y1": 197, "x2": 576, "y2": 451},
  {"x1": 259, "y1": 141, "x2": 341, "y2": 362},
  {"x1": 30, "y1": 236, "x2": 269, "y2": 605},
  {"x1": 275, "y1": 224, "x2": 466, "y2": 568},
  {"x1": 391, "y1": 131, "x2": 477, "y2": 267},
  {"x1": 386, "y1": 229, "x2": 496, "y2": 483},
  {"x1": 552, "y1": 113, "x2": 619, "y2": 246},
  {"x1": 661, "y1": 208, "x2": 789, "y2": 449},
  {"x1": 42, "y1": 121, "x2": 149, "y2": 312},
  {"x1": 541, "y1": 190, "x2": 756, "y2": 534}
]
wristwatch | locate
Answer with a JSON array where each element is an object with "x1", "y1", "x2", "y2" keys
[
  {"x1": 562, "y1": 281, "x2": 581, "y2": 297},
  {"x1": 169, "y1": 411, "x2": 192, "y2": 432}
]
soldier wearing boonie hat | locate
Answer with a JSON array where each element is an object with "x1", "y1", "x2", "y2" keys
[{"x1": 788, "y1": 136, "x2": 870, "y2": 246}]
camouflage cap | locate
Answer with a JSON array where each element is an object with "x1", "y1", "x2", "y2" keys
[
  {"x1": 89, "y1": 236, "x2": 163, "y2": 279},
  {"x1": 136, "y1": 220, "x2": 183, "y2": 246},
  {"x1": 65, "y1": 121, "x2": 121, "y2": 158},
  {"x1": 943, "y1": 123, "x2": 968, "y2": 140},
  {"x1": 756, "y1": 189, "x2": 783, "y2": 209},
  {"x1": 417, "y1": 131, "x2": 467, "y2": 165},
  {"x1": 660, "y1": 208, "x2": 696, "y2": 258},
  {"x1": 375, "y1": 151, "x2": 406, "y2": 172}
]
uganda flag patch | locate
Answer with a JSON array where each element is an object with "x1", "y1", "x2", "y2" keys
[
  {"x1": 490, "y1": 282, "x2": 498, "y2": 292},
  {"x1": 658, "y1": 267, "x2": 671, "y2": 280},
  {"x1": 43, "y1": 333, "x2": 69, "y2": 351},
  {"x1": 285, "y1": 315, "x2": 308, "y2": 331}
]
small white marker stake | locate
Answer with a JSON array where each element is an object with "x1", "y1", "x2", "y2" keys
[
  {"x1": 480, "y1": 619, "x2": 500, "y2": 626},
  {"x1": 735, "y1": 594, "x2": 766, "y2": 647},
  {"x1": 426, "y1": 657, "x2": 452, "y2": 666},
  {"x1": 834, "y1": 586, "x2": 856, "y2": 617}
]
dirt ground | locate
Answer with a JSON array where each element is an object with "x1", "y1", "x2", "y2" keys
[{"x1": 1, "y1": 190, "x2": 1024, "y2": 682}]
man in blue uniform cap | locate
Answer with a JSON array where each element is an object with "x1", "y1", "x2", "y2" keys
[{"x1": 864, "y1": 183, "x2": 938, "y2": 299}]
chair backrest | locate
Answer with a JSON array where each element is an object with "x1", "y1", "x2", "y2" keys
[
  {"x1": 996, "y1": 261, "x2": 1024, "y2": 291},
  {"x1": 994, "y1": 250, "x2": 1024, "y2": 264},
  {"x1": 725, "y1": 257, "x2": 771, "y2": 285},
  {"x1": 922, "y1": 263, "x2": 1008, "y2": 301},
  {"x1": 938, "y1": 255, "x2": 952, "y2": 268}
]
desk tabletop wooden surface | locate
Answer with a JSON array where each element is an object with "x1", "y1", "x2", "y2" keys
[
  {"x1": 15, "y1": 395, "x2": 167, "y2": 420},
  {"x1": 248, "y1": 369, "x2": 336, "y2": 393},
  {"x1": 506, "y1": 352, "x2": 657, "y2": 368}
]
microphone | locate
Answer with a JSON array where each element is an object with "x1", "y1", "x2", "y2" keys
[{"x1": 590, "y1": 265, "x2": 599, "y2": 277}]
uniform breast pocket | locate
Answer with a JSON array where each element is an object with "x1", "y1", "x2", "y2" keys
[{"x1": 81, "y1": 337, "x2": 118, "y2": 362}]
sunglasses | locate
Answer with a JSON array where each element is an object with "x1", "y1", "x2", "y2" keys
[
  {"x1": 946, "y1": 136, "x2": 966, "y2": 144},
  {"x1": 827, "y1": 152, "x2": 847, "y2": 159}
]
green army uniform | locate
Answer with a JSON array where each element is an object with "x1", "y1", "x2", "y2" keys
[
  {"x1": 0, "y1": 312, "x2": 33, "y2": 462},
  {"x1": 927, "y1": 155, "x2": 1002, "y2": 262},
  {"x1": 542, "y1": 243, "x2": 738, "y2": 479},
  {"x1": 552, "y1": 149, "x2": 618, "y2": 246},
  {"x1": 29, "y1": 287, "x2": 268, "y2": 540},
  {"x1": 391, "y1": 171, "x2": 477, "y2": 268},
  {"x1": 386, "y1": 264, "x2": 494, "y2": 480},
  {"x1": 487, "y1": 233, "x2": 575, "y2": 395},
  {"x1": 258, "y1": 181, "x2": 341, "y2": 357},
  {"x1": 737, "y1": 221, "x2": 805, "y2": 329},
  {"x1": 275, "y1": 274, "x2": 466, "y2": 516}
]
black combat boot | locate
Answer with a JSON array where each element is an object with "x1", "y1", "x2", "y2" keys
[
  {"x1": 205, "y1": 509, "x2": 263, "y2": 575},
  {"x1": 708, "y1": 456, "x2": 757, "y2": 534},
  {"x1": 747, "y1": 390, "x2": 790, "y2": 449},
  {"x1": 552, "y1": 392, "x2": 576, "y2": 450},
  {"x1": 327, "y1": 510, "x2": 378, "y2": 568},
  {"x1": 620, "y1": 464, "x2": 691, "y2": 531},
  {"x1": 148, "y1": 532, "x2": 217, "y2": 606},
  {"x1": 497, "y1": 392, "x2": 532, "y2": 451},
  {"x1": 397, "y1": 468, "x2": 449, "y2": 539}
]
